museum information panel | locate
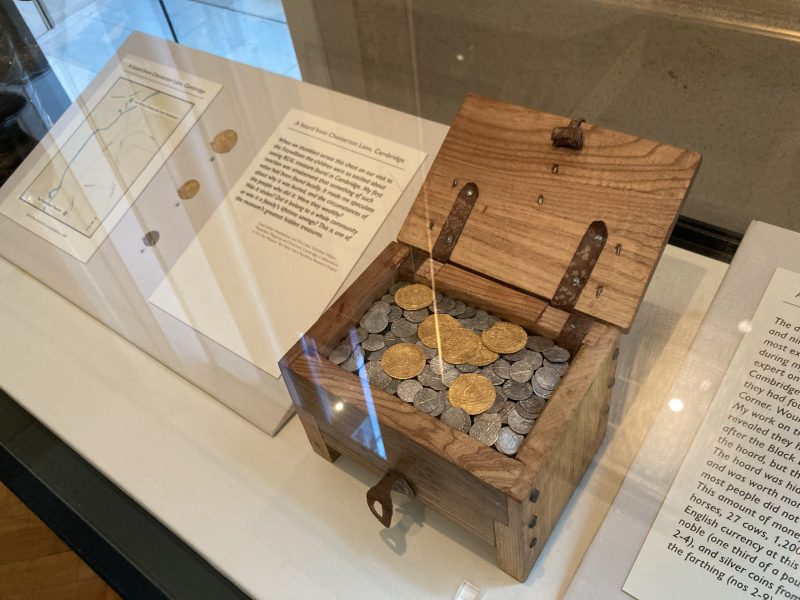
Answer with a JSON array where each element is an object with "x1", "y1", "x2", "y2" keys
[
  {"x1": 0, "y1": 55, "x2": 220, "y2": 262},
  {"x1": 626, "y1": 267, "x2": 800, "y2": 600},
  {"x1": 149, "y1": 108, "x2": 425, "y2": 378}
]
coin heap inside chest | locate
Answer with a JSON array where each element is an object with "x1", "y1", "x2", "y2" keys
[{"x1": 327, "y1": 282, "x2": 571, "y2": 456}]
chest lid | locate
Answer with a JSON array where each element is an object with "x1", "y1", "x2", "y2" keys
[{"x1": 397, "y1": 95, "x2": 701, "y2": 332}]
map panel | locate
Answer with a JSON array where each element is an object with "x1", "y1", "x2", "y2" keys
[{"x1": 21, "y1": 78, "x2": 192, "y2": 237}]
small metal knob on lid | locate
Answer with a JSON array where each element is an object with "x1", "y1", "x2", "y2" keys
[{"x1": 551, "y1": 117, "x2": 585, "y2": 150}]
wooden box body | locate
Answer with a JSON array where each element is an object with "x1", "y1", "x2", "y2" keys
[{"x1": 280, "y1": 96, "x2": 700, "y2": 581}]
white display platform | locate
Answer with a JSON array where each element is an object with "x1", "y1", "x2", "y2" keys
[
  {"x1": 0, "y1": 32, "x2": 447, "y2": 436},
  {"x1": 0, "y1": 240, "x2": 727, "y2": 598},
  {"x1": 567, "y1": 221, "x2": 800, "y2": 599}
]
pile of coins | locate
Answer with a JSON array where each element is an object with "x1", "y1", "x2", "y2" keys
[{"x1": 327, "y1": 282, "x2": 571, "y2": 456}]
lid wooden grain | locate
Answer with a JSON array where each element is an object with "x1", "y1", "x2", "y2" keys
[{"x1": 398, "y1": 95, "x2": 700, "y2": 332}]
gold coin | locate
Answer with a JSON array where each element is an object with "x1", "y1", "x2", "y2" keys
[
  {"x1": 481, "y1": 321, "x2": 528, "y2": 354},
  {"x1": 440, "y1": 328, "x2": 481, "y2": 365},
  {"x1": 467, "y1": 344, "x2": 499, "y2": 367},
  {"x1": 394, "y1": 283, "x2": 434, "y2": 310},
  {"x1": 211, "y1": 129, "x2": 238, "y2": 153},
  {"x1": 380, "y1": 343, "x2": 425, "y2": 379},
  {"x1": 449, "y1": 373, "x2": 496, "y2": 415},
  {"x1": 177, "y1": 179, "x2": 200, "y2": 200},
  {"x1": 418, "y1": 314, "x2": 460, "y2": 347}
]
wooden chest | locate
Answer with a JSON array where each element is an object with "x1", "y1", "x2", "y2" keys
[{"x1": 280, "y1": 95, "x2": 700, "y2": 581}]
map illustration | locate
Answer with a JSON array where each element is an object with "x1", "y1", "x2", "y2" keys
[{"x1": 21, "y1": 77, "x2": 192, "y2": 237}]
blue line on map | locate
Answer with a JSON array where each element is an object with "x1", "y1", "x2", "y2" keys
[{"x1": 47, "y1": 90, "x2": 159, "y2": 201}]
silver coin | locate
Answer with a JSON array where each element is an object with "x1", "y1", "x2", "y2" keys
[
  {"x1": 469, "y1": 419, "x2": 501, "y2": 446},
  {"x1": 544, "y1": 359, "x2": 569, "y2": 375},
  {"x1": 485, "y1": 314, "x2": 500, "y2": 327},
  {"x1": 390, "y1": 281, "x2": 412, "y2": 294},
  {"x1": 401, "y1": 334, "x2": 421, "y2": 345},
  {"x1": 507, "y1": 409, "x2": 536, "y2": 434},
  {"x1": 524, "y1": 351, "x2": 544, "y2": 370},
  {"x1": 436, "y1": 296, "x2": 455, "y2": 313},
  {"x1": 354, "y1": 327, "x2": 369, "y2": 343},
  {"x1": 543, "y1": 345, "x2": 570, "y2": 363},
  {"x1": 475, "y1": 412, "x2": 501, "y2": 424},
  {"x1": 340, "y1": 348, "x2": 365, "y2": 372},
  {"x1": 390, "y1": 318, "x2": 417, "y2": 338},
  {"x1": 515, "y1": 402, "x2": 539, "y2": 420},
  {"x1": 383, "y1": 332, "x2": 400, "y2": 347},
  {"x1": 519, "y1": 396, "x2": 546, "y2": 416},
  {"x1": 329, "y1": 341, "x2": 352, "y2": 365},
  {"x1": 477, "y1": 366, "x2": 502, "y2": 386},
  {"x1": 397, "y1": 379, "x2": 422, "y2": 403},
  {"x1": 385, "y1": 379, "x2": 399, "y2": 395},
  {"x1": 484, "y1": 389, "x2": 506, "y2": 414},
  {"x1": 459, "y1": 317, "x2": 479, "y2": 330},
  {"x1": 473, "y1": 310, "x2": 492, "y2": 331},
  {"x1": 404, "y1": 308, "x2": 429, "y2": 323},
  {"x1": 449, "y1": 301, "x2": 467, "y2": 317},
  {"x1": 509, "y1": 361, "x2": 534, "y2": 383},
  {"x1": 416, "y1": 341, "x2": 437, "y2": 360},
  {"x1": 370, "y1": 300, "x2": 391, "y2": 315},
  {"x1": 413, "y1": 388, "x2": 439, "y2": 412},
  {"x1": 527, "y1": 335, "x2": 554, "y2": 352},
  {"x1": 504, "y1": 348, "x2": 527, "y2": 361},
  {"x1": 381, "y1": 294, "x2": 394, "y2": 303},
  {"x1": 386, "y1": 305, "x2": 403, "y2": 322},
  {"x1": 441, "y1": 406, "x2": 471, "y2": 433},
  {"x1": 492, "y1": 359, "x2": 511, "y2": 379},
  {"x1": 429, "y1": 355, "x2": 452, "y2": 372},
  {"x1": 498, "y1": 401, "x2": 516, "y2": 424},
  {"x1": 366, "y1": 361, "x2": 391, "y2": 389},
  {"x1": 496, "y1": 427, "x2": 523, "y2": 455},
  {"x1": 414, "y1": 389, "x2": 445, "y2": 416},
  {"x1": 456, "y1": 363, "x2": 478, "y2": 373},
  {"x1": 503, "y1": 380, "x2": 533, "y2": 401},
  {"x1": 367, "y1": 348, "x2": 386, "y2": 361},
  {"x1": 362, "y1": 334, "x2": 385, "y2": 352},
  {"x1": 435, "y1": 291, "x2": 444, "y2": 303},
  {"x1": 441, "y1": 366, "x2": 460, "y2": 387},
  {"x1": 429, "y1": 391, "x2": 446, "y2": 416},
  {"x1": 531, "y1": 380, "x2": 553, "y2": 399},
  {"x1": 417, "y1": 365, "x2": 446, "y2": 391},
  {"x1": 534, "y1": 366, "x2": 561, "y2": 391},
  {"x1": 360, "y1": 310, "x2": 389, "y2": 334},
  {"x1": 461, "y1": 307, "x2": 476, "y2": 319}
]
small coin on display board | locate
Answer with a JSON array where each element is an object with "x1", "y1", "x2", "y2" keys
[
  {"x1": 211, "y1": 129, "x2": 238, "y2": 153},
  {"x1": 143, "y1": 230, "x2": 160, "y2": 247},
  {"x1": 381, "y1": 343, "x2": 426, "y2": 380},
  {"x1": 394, "y1": 283, "x2": 434, "y2": 310},
  {"x1": 177, "y1": 179, "x2": 200, "y2": 200}
]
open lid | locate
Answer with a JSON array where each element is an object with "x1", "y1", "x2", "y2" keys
[{"x1": 398, "y1": 95, "x2": 701, "y2": 332}]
